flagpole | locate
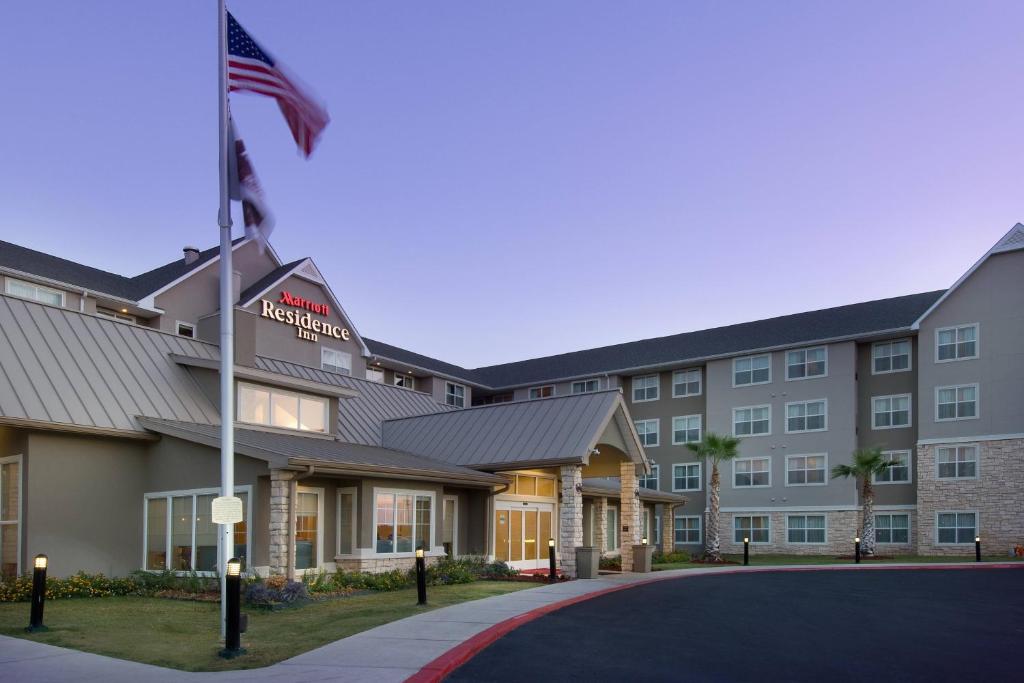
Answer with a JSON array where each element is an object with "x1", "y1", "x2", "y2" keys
[{"x1": 217, "y1": 0, "x2": 235, "y2": 640}]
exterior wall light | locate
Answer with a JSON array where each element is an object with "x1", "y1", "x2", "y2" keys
[{"x1": 26, "y1": 554, "x2": 48, "y2": 633}]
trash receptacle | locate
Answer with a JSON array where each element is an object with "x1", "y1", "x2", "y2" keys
[
  {"x1": 575, "y1": 547, "x2": 600, "y2": 579},
  {"x1": 632, "y1": 544, "x2": 655, "y2": 573}
]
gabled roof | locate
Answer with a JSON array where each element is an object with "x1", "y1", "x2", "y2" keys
[
  {"x1": 237, "y1": 258, "x2": 307, "y2": 306},
  {"x1": 380, "y1": 390, "x2": 645, "y2": 470},
  {"x1": 364, "y1": 337, "x2": 486, "y2": 387},
  {"x1": 136, "y1": 417, "x2": 506, "y2": 487}
]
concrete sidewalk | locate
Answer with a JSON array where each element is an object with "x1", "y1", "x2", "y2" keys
[{"x1": 0, "y1": 562, "x2": 1016, "y2": 682}]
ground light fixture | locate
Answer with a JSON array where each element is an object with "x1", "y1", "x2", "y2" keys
[
  {"x1": 26, "y1": 554, "x2": 48, "y2": 633},
  {"x1": 548, "y1": 538, "x2": 557, "y2": 582},
  {"x1": 219, "y1": 558, "x2": 245, "y2": 659},
  {"x1": 642, "y1": 536, "x2": 648, "y2": 545},
  {"x1": 854, "y1": 537, "x2": 861, "y2": 564},
  {"x1": 976, "y1": 536, "x2": 981, "y2": 562},
  {"x1": 415, "y1": 548, "x2": 427, "y2": 605},
  {"x1": 743, "y1": 537, "x2": 750, "y2": 566}
]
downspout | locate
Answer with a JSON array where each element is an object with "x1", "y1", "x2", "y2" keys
[
  {"x1": 287, "y1": 465, "x2": 316, "y2": 582},
  {"x1": 80, "y1": 289, "x2": 88, "y2": 312}
]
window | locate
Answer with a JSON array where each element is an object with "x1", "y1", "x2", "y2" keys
[
  {"x1": 393, "y1": 374, "x2": 414, "y2": 390},
  {"x1": 295, "y1": 487, "x2": 323, "y2": 570},
  {"x1": 237, "y1": 382, "x2": 328, "y2": 433},
  {"x1": 321, "y1": 347, "x2": 351, "y2": 375},
  {"x1": 336, "y1": 487, "x2": 357, "y2": 556},
  {"x1": 787, "y1": 515, "x2": 826, "y2": 543},
  {"x1": 643, "y1": 509, "x2": 652, "y2": 542},
  {"x1": 872, "y1": 394, "x2": 911, "y2": 429},
  {"x1": 936, "y1": 445, "x2": 978, "y2": 479},
  {"x1": 874, "y1": 450, "x2": 911, "y2": 483},
  {"x1": 176, "y1": 321, "x2": 195, "y2": 338},
  {"x1": 672, "y1": 463, "x2": 702, "y2": 492},
  {"x1": 875, "y1": 514, "x2": 910, "y2": 544},
  {"x1": 672, "y1": 369, "x2": 702, "y2": 397},
  {"x1": 528, "y1": 385, "x2": 554, "y2": 400},
  {"x1": 639, "y1": 464, "x2": 659, "y2": 490},
  {"x1": 512, "y1": 474, "x2": 557, "y2": 497},
  {"x1": 632, "y1": 374, "x2": 659, "y2": 402},
  {"x1": 5, "y1": 277, "x2": 64, "y2": 307},
  {"x1": 733, "y1": 354, "x2": 771, "y2": 386},
  {"x1": 606, "y1": 507, "x2": 619, "y2": 551},
  {"x1": 571, "y1": 379, "x2": 600, "y2": 394},
  {"x1": 734, "y1": 515, "x2": 769, "y2": 543},
  {"x1": 144, "y1": 487, "x2": 250, "y2": 572},
  {"x1": 936, "y1": 384, "x2": 978, "y2": 421},
  {"x1": 445, "y1": 382, "x2": 466, "y2": 408},
  {"x1": 786, "y1": 347, "x2": 827, "y2": 380},
  {"x1": 937, "y1": 512, "x2": 976, "y2": 544},
  {"x1": 672, "y1": 414, "x2": 702, "y2": 444},
  {"x1": 0, "y1": 456, "x2": 22, "y2": 578},
  {"x1": 97, "y1": 307, "x2": 136, "y2": 323},
  {"x1": 872, "y1": 339, "x2": 911, "y2": 374},
  {"x1": 472, "y1": 392, "x2": 513, "y2": 406},
  {"x1": 785, "y1": 400, "x2": 827, "y2": 433},
  {"x1": 442, "y1": 495, "x2": 458, "y2": 556},
  {"x1": 674, "y1": 516, "x2": 701, "y2": 545},
  {"x1": 733, "y1": 405, "x2": 770, "y2": 436},
  {"x1": 374, "y1": 489, "x2": 434, "y2": 554},
  {"x1": 786, "y1": 454, "x2": 826, "y2": 486},
  {"x1": 634, "y1": 419, "x2": 659, "y2": 447},
  {"x1": 734, "y1": 457, "x2": 771, "y2": 487},
  {"x1": 365, "y1": 367, "x2": 385, "y2": 383},
  {"x1": 936, "y1": 324, "x2": 978, "y2": 362}
]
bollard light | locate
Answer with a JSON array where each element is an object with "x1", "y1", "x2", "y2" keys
[
  {"x1": 743, "y1": 537, "x2": 750, "y2": 566},
  {"x1": 975, "y1": 536, "x2": 981, "y2": 563},
  {"x1": 26, "y1": 554, "x2": 48, "y2": 633},
  {"x1": 548, "y1": 537, "x2": 557, "y2": 582},
  {"x1": 219, "y1": 558, "x2": 245, "y2": 659},
  {"x1": 642, "y1": 536, "x2": 648, "y2": 546},
  {"x1": 854, "y1": 537, "x2": 861, "y2": 564},
  {"x1": 415, "y1": 547, "x2": 427, "y2": 605}
]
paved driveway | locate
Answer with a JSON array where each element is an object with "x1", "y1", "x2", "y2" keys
[{"x1": 446, "y1": 568, "x2": 1024, "y2": 682}]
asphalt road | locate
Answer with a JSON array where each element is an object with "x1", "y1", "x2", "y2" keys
[{"x1": 446, "y1": 568, "x2": 1024, "y2": 682}]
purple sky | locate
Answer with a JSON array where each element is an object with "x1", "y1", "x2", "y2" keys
[{"x1": 2, "y1": 1, "x2": 1021, "y2": 368}]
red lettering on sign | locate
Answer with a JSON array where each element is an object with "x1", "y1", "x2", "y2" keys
[{"x1": 278, "y1": 291, "x2": 330, "y2": 317}]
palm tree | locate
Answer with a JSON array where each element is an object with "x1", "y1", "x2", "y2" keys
[
  {"x1": 686, "y1": 432, "x2": 740, "y2": 562},
  {"x1": 831, "y1": 448, "x2": 894, "y2": 557}
]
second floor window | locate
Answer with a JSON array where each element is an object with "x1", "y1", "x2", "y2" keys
[
  {"x1": 785, "y1": 400, "x2": 827, "y2": 433},
  {"x1": 632, "y1": 374, "x2": 659, "y2": 402},
  {"x1": 237, "y1": 382, "x2": 328, "y2": 433},
  {"x1": 365, "y1": 367, "x2": 385, "y2": 383},
  {"x1": 936, "y1": 445, "x2": 977, "y2": 479},
  {"x1": 873, "y1": 339, "x2": 911, "y2": 374},
  {"x1": 936, "y1": 384, "x2": 978, "y2": 421},
  {"x1": 5, "y1": 277, "x2": 64, "y2": 307},
  {"x1": 672, "y1": 369, "x2": 701, "y2": 397},
  {"x1": 936, "y1": 324, "x2": 978, "y2": 361},
  {"x1": 872, "y1": 394, "x2": 910, "y2": 429},
  {"x1": 445, "y1": 382, "x2": 465, "y2": 408},
  {"x1": 672, "y1": 463, "x2": 701, "y2": 491},
  {"x1": 634, "y1": 419, "x2": 659, "y2": 447},
  {"x1": 786, "y1": 347, "x2": 827, "y2": 380},
  {"x1": 733, "y1": 405, "x2": 770, "y2": 436},
  {"x1": 734, "y1": 354, "x2": 771, "y2": 386},
  {"x1": 672, "y1": 415, "x2": 702, "y2": 444},
  {"x1": 393, "y1": 374, "x2": 414, "y2": 389},
  {"x1": 571, "y1": 379, "x2": 600, "y2": 394},
  {"x1": 874, "y1": 450, "x2": 911, "y2": 483},
  {"x1": 528, "y1": 385, "x2": 554, "y2": 400},
  {"x1": 321, "y1": 347, "x2": 352, "y2": 375},
  {"x1": 786, "y1": 454, "x2": 826, "y2": 485}
]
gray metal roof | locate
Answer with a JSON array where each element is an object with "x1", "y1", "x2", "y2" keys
[
  {"x1": 381, "y1": 390, "x2": 638, "y2": 469},
  {"x1": 136, "y1": 417, "x2": 506, "y2": 486},
  {"x1": 237, "y1": 259, "x2": 307, "y2": 306},
  {"x1": 0, "y1": 295, "x2": 220, "y2": 433},
  {"x1": 254, "y1": 356, "x2": 454, "y2": 446},
  {"x1": 581, "y1": 478, "x2": 687, "y2": 505},
  {"x1": 366, "y1": 290, "x2": 946, "y2": 389},
  {"x1": 363, "y1": 337, "x2": 486, "y2": 387}
]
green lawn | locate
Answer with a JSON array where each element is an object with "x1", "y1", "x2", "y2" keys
[
  {"x1": 653, "y1": 554, "x2": 1021, "y2": 570},
  {"x1": 0, "y1": 581, "x2": 535, "y2": 672}
]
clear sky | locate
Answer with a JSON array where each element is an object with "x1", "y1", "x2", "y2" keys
[{"x1": 1, "y1": 1, "x2": 1020, "y2": 368}]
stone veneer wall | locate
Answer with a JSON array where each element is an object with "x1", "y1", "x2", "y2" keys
[
  {"x1": 594, "y1": 497, "x2": 608, "y2": 554},
  {"x1": 916, "y1": 439, "x2": 1024, "y2": 556},
  {"x1": 619, "y1": 462, "x2": 641, "y2": 570},
  {"x1": 717, "y1": 510, "x2": 917, "y2": 556},
  {"x1": 559, "y1": 464, "x2": 584, "y2": 578},
  {"x1": 336, "y1": 556, "x2": 439, "y2": 573},
  {"x1": 269, "y1": 470, "x2": 295, "y2": 576}
]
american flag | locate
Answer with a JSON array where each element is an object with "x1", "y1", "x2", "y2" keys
[{"x1": 227, "y1": 11, "x2": 329, "y2": 157}]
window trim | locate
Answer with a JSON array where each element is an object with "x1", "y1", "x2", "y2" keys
[
  {"x1": 871, "y1": 393, "x2": 913, "y2": 430},
  {"x1": 4, "y1": 277, "x2": 65, "y2": 307},
  {"x1": 672, "y1": 462, "x2": 703, "y2": 492},
  {"x1": 175, "y1": 321, "x2": 196, "y2": 338},
  {"x1": 935, "y1": 444, "x2": 979, "y2": 481},
  {"x1": 732, "y1": 354, "x2": 772, "y2": 387},
  {"x1": 935, "y1": 510, "x2": 979, "y2": 546},
  {"x1": 784, "y1": 453, "x2": 828, "y2": 488},
  {"x1": 732, "y1": 404, "x2": 772, "y2": 438},
  {"x1": 236, "y1": 381, "x2": 330, "y2": 434},
  {"x1": 571, "y1": 378, "x2": 601, "y2": 394},
  {"x1": 671, "y1": 414, "x2": 703, "y2": 445},
  {"x1": 634, "y1": 418, "x2": 660, "y2": 448},
  {"x1": 934, "y1": 383, "x2": 980, "y2": 423},
  {"x1": 874, "y1": 513, "x2": 911, "y2": 545},
  {"x1": 733, "y1": 515, "x2": 771, "y2": 544},
  {"x1": 871, "y1": 338, "x2": 913, "y2": 375},
  {"x1": 732, "y1": 456, "x2": 772, "y2": 489},
  {"x1": 321, "y1": 346, "x2": 352, "y2": 375},
  {"x1": 785, "y1": 346, "x2": 828, "y2": 382},
  {"x1": 371, "y1": 487, "x2": 437, "y2": 558},
  {"x1": 935, "y1": 323, "x2": 980, "y2": 363},
  {"x1": 783, "y1": 398, "x2": 829, "y2": 434},
  {"x1": 671, "y1": 368, "x2": 703, "y2": 398},
  {"x1": 872, "y1": 450, "x2": 912, "y2": 485},
  {"x1": 141, "y1": 485, "x2": 253, "y2": 575},
  {"x1": 365, "y1": 366, "x2": 386, "y2": 383},
  {"x1": 785, "y1": 514, "x2": 827, "y2": 544},
  {"x1": 631, "y1": 374, "x2": 660, "y2": 403},
  {"x1": 673, "y1": 514, "x2": 702, "y2": 546},
  {"x1": 335, "y1": 486, "x2": 358, "y2": 558},
  {"x1": 294, "y1": 486, "x2": 325, "y2": 574},
  {"x1": 528, "y1": 385, "x2": 555, "y2": 400},
  {"x1": 393, "y1": 373, "x2": 415, "y2": 390},
  {"x1": 445, "y1": 382, "x2": 466, "y2": 408},
  {"x1": 0, "y1": 454, "x2": 23, "y2": 577}
]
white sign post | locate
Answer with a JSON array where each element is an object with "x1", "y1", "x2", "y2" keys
[{"x1": 211, "y1": 496, "x2": 244, "y2": 525}]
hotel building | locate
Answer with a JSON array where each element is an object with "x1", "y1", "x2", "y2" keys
[{"x1": 0, "y1": 225, "x2": 1021, "y2": 578}]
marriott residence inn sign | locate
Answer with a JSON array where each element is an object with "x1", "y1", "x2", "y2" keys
[{"x1": 260, "y1": 291, "x2": 351, "y2": 343}]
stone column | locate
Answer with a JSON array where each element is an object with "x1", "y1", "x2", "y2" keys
[
  {"x1": 558, "y1": 464, "x2": 584, "y2": 578},
  {"x1": 620, "y1": 461, "x2": 642, "y2": 571},
  {"x1": 661, "y1": 503, "x2": 678, "y2": 555},
  {"x1": 269, "y1": 469, "x2": 296, "y2": 576},
  {"x1": 594, "y1": 497, "x2": 608, "y2": 554}
]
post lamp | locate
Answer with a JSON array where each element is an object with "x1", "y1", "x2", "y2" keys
[
  {"x1": 415, "y1": 548, "x2": 427, "y2": 605},
  {"x1": 854, "y1": 537, "x2": 861, "y2": 564},
  {"x1": 548, "y1": 537, "x2": 557, "y2": 582},
  {"x1": 26, "y1": 554, "x2": 48, "y2": 633},
  {"x1": 218, "y1": 558, "x2": 245, "y2": 659},
  {"x1": 642, "y1": 536, "x2": 648, "y2": 546},
  {"x1": 743, "y1": 537, "x2": 750, "y2": 566},
  {"x1": 975, "y1": 536, "x2": 981, "y2": 563}
]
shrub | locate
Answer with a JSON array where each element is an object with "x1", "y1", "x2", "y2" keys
[
  {"x1": 653, "y1": 551, "x2": 691, "y2": 564},
  {"x1": 245, "y1": 578, "x2": 309, "y2": 607},
  {"x1": 599, "y1": 556, "x2": 621, "y2": 570},
  {"x1": 0, "y1": 571, "x2": 145, "y2": 602}
]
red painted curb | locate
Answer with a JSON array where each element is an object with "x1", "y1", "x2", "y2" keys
[{"x1": 404, "y1": 563, "x2": 1022, "y2": 683}]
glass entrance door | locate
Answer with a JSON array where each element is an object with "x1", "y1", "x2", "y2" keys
[{"x1": 494, "y1": 503, "x2": 554, "y2": 570}]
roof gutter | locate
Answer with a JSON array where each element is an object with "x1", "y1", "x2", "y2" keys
[{"x1": 287, "y1": 459, "x2": 504, "y2": 487}]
